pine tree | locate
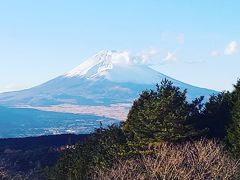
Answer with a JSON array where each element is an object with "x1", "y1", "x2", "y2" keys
[
  {"x1": 200, "y1": 92, "x2": 233, "y2": 138},
  {"x1": 123, "y1": 79, "x2": 202, "y2": 149},
  {"x1": 46, "y1": 125, "x2": 129, "y2": 180},
  {"x1": 227, "y1": 79, "x2": 240, "y2": 157}
]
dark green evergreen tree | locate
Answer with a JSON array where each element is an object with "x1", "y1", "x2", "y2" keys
[
  {"x1": 199, "y1": 92, "x2": 233, "y2": 138},
  {"x1": 46, "y1": 125, "x2": 129, "y2": 180},
  {"x1": 123, "y1": 79, "x2": 203, "y2": 149},
  {"x1": 227, "y1": 79, "x2": 240, "y2": 157}
]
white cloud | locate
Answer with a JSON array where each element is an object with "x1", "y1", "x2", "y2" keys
[
  {"x1": 138, "y1": 47, "x2": 160, "y2": 64},
  {"x1": 224, "y1": 41, "x2": 238, "y2": 55},
  {"x1": 126, "y1": 48, "x2": 179, "y2": 65},
  {"x1": 139, "y1": 48, "x2": 179, "y2": 63},
  {"x1": 110, "y1": 48, "x2": 178, "y2": 66},
  {"x1": 164, "y1": 51, "x2": 177, "y2": 62},
  {"x1": 210, "y1": 41, "x2": 238, "y2": 57}
]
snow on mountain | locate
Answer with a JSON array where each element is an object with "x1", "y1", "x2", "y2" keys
[
  {"x1": 0, "y1": 50, "x2": 220, "y2": 137},
  {"x1": 0, "y1": 50, "x2": 218, "y2": 107},
  {"x1": 64, "y1": 50, "x2": 174, "y2": 84},
  {"x1": 65, "y1": 50, "x2": 125, "y2": 78}
]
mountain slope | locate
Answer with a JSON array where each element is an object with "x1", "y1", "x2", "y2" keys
[{"x1": 0, "y1": 50, "x2": 218, "y2": 107}]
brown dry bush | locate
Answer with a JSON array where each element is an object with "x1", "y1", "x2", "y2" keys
[{"x1": 92, "y1": 139, "x2": 239, "y2": 180}]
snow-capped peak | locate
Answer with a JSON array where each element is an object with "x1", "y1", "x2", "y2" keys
[
  {"x1": 65, "y1": 50, "x2": 132, "y2": 78},
  {"x1": 64, "y1": 50, "x2": 166, "y2": 84}
]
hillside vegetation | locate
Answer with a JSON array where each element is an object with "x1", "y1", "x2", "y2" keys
[
  {"x1": 93, "y1": 140, "x2": 238, "y2": 179},
  {"x1": 0, "y1": 134, "x2": 88, "y2": 179},
  {"x1": 47, "y1": 79, "x2": 240, "y2": 180}
]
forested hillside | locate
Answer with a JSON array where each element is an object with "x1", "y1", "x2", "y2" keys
[
  {"x1": 0, "y1": 134, "x2": 88, "y2": 179},
  {"x1": 47, "y1": 79, "x2": 240, "y2": 180}
]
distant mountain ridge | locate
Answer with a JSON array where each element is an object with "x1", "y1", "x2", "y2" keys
[{"x1": 0, "y1": 50, "x2": 218, "y2": 107}]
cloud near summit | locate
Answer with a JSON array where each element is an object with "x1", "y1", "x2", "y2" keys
[
  {"x1": 224, "y1": 41, "x2": 238, "y2": 55},
  {"x1": 211, "y1": 40, "x2": 238, "y2": 57}
]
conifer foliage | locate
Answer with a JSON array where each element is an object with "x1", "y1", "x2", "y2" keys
[
  {"x1": 46, "y1": 125, "x2": 128, "y2": 180},
  {"x1": 46, "y1": 79, "x2": 240, "y2": 179},
  {"x1": 123, "y1": 79, "x2": 203, "y2": 148},
  {"x1": 227, "y1": 80, "x2": 240, "y2": 156}
]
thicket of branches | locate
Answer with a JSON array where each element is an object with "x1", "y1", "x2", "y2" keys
[{"x1": 93, "y1": 140, "x2": 239, "y2": 180}]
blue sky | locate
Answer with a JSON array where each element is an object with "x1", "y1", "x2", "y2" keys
[{"x1": 0, "y1": 0, "x2": 239, "y2": 92}]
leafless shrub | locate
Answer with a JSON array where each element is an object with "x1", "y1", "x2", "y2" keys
[{"x1": 92, "y1": 139, "x2": 239, "y2": 180}]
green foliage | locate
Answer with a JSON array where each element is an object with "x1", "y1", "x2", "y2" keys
[
  {"x1": 47, "y1": 78, "x2": 240, "y2": 179},
  {"x1": 123, "y1": 79, "x2": 204, "y2": 149},
  {"x1": 197, "y1": 92, "x2": 233, "y2": 138},
  {"x1": 46, "y1": 125, "x2": 129, "y2": 180},
  {"x1": 227, "y1": 79, "x2": 240, "y2": 157}
]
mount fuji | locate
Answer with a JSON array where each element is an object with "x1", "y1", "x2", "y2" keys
[
  {"x1": 0, "y1": 50, "x2": 219, "y2": 137},
  {"x1": 0, "y1": 50, "x2": 217, "y2": 108}
]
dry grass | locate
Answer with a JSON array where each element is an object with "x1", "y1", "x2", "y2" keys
[{"x1": 92, "y1": 139, "x2": 239, "y2": 180}]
